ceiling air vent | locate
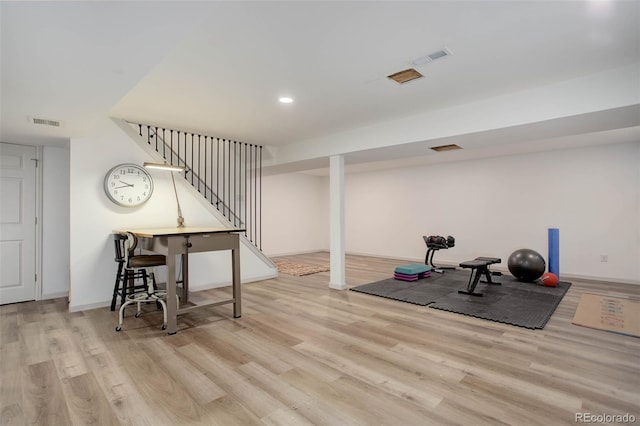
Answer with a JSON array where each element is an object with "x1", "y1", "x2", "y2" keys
[
  {"x1": 411, "y1": 48, "x2": 452, "y2": 67},
  {"x1": 387, "y1": 68, "x2": 423, "y2": 84},
  {"x1": 430, "y1": 144, "x2": 462, "y2": 152},
  {"x1": 29, "y1": 116, "x2": 62, "y2": 127}
]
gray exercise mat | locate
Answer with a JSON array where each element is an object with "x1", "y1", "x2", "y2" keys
[{"x1": 350, "y1": 270, "x2": 571, "y2": 329}]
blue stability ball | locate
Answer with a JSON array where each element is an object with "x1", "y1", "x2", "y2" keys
[{"x1": 507, "y1": 248, "x2": 546, "y2": 282}]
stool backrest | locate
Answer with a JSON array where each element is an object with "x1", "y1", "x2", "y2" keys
[
  {"x1": 114, "y1": 234, "x2": 128, "y2": 264},
  {"x1": 113, "y1": 233, "x2": 138, "y2": 265}
]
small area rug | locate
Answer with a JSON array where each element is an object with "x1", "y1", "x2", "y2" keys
[
  {"x1": 572, "y1": 293, "x2": 640, "y2": 338},
  {"x1": 273, "y1": 259, "x2": 330, "y2": 276},
  {"x1": 350, "y1": 269, "x2": 571, "y2": 329}
]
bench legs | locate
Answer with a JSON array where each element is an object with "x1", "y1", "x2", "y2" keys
[{"x1": 459, "y1": 264, "x2": 501, "y2": 297}]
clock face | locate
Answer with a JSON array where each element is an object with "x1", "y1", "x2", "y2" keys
[{"x1": 104, "y1": 163, "x2": 154, "y2": 207}]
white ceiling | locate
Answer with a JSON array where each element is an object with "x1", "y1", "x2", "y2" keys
[{"x1": 2, "y1": 1, "x2": 639, "y2": 172}]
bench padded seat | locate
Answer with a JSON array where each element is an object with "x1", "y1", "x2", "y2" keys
[{"x1": 460, "y1": 257, "x2": 500, "y2": 269}]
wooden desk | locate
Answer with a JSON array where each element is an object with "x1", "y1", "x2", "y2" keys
[{"x1": 113, "y1": 227, "x2": 244, "y2": 334}]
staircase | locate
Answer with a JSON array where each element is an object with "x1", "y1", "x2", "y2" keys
[{"x1": 123, "y1": 120, "x2": 263, "y2": 251}]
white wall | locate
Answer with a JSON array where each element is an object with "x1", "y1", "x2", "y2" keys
[
  {"x1": 41, "y1": 146, "x2": 70, "y2": 299},
  {"x1": 66, "y1": 118, "x2": 639, "y2": 312},
  {"x1": 343, "y1": 142, "x2": 640, "y2": 283},
  {"x1": 258, "y1": 141, "x2": 640, "y2": 283},
  {"x1": 261, "y1": 172, "x2": 328, "y2": 256},
  {"x1": 69, "y1": 118, "x2": 275, "y2": 311}
]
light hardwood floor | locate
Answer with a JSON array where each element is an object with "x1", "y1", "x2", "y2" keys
[{"x1": 1, "y1": 252, "x2": 639, "y2": 425}]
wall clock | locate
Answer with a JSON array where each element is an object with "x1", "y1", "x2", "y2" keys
[{"x1": 104, "y1": 163, "x2": 153, "y2": 207}]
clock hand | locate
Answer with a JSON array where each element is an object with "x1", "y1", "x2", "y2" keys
[
  {"x1": 113, "y1": 185, "x2": 132, "y2": 189},
  {"x1": 118, "y1": 180, "x2": 134, "y2": 188}
]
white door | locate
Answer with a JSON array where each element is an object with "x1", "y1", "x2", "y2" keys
[{"x1": 0, "y1": 143, "x2": 37, "y2": 304}]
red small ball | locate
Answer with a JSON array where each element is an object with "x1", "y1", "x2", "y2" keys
[{"x1": 541, "y1": 272, "x2": 559, "y2": 287}]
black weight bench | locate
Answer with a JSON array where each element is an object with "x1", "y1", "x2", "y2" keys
[{"x1": 458, "y1": 257, "x2": 501, "y2": 297}]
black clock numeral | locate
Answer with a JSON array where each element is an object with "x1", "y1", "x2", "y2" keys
[{"x1": 113, "y1": 174, "x2": 120, "y2": 179}]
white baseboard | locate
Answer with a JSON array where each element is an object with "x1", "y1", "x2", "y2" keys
[
  {"x1": 265, "y1": 249, "x2": 329, "y2": 258},
  {"x1": 41, "y1": 291, "x2": 69, "y2": 301},
  {"x1": 188, "y1": 271, "x2": 278, "y2": 291},
  {"x1": 70, "y1": 271, "x2": 279, "y2": 312},
  {"x1": 69, "y1": 300, "x2": 111, "y2": 313}
]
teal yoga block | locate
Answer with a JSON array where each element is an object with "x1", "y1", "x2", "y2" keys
[{"x1": 394, "y1": 263, "x2": 431, "y2": 275}]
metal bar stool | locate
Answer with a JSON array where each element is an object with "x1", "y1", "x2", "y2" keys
[{"x1": 111, "y1": 233, "x2": 175, "y2": 331}]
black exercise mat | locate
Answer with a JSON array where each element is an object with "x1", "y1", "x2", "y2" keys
[
  {"x1": 350, "y1": 270, "x2": 571, "y2": 329},
  {"x1": 429, "y1": 276, "x2": 571, "y2": 329},
  {"x1": 350, "y1": 270, "x2": 470, "y2": 305}
]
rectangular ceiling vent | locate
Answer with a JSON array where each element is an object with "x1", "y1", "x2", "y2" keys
[
  {"x1": 29, "y1": 117, "x2": 62, "y2": 127},
  {"x1": 387, "y1": 68, "x2": 424, "y2": 84},
  {"x1": 430, "y1": 144, "x2": 462, "y2": 152},
  {"x1": 411, "y1": 47, "x2": 452, "y2": 67}
]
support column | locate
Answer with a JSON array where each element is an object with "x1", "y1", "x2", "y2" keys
[{"x1": 329, "y1": 155, "x2": 346, "y2": 290}]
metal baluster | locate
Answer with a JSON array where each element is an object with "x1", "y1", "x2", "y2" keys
[
  {"x1": 191, "y1": 133, "x2": 195, "y2": 186},
  {"x1": 233, "y1": 141, "x2": 237, "y2": 226},
  {"x1": 177, "y1": 132, "x2": 181, "y2": 170},
  {"x1": 161, "y1": 128, "x2": 166, "y2": 159},
  {"x1": 233, "y1": 143, "x2": 242, "y2": 227},
  {"x1": 238, "y1": 142, "x2": 242, "y2": 229},
  {"x1": 222, "y1": 139, "x2": 226, "y2": 218},
  {"x1": 253, "y1": 144, "x2": 257, "y2": 246},
  {"x1": 169, "y1": 130, "x2": 173, "y2": 164},
  {"x1": 210, "y1": 137, "x2": 214, "y2": 206},
  {"x1": 259, "y1": 145, "x2": 262, "y2": 250},
  {"x1": 227, "y1": 140, "x2": 231, "y2": 222},
  {"x1": 244, "y1": 143, "x2": 249, "y2": 237},
  {"x1": 250, "y1": 144, "x2": 253, "y2": 244},
  {"x1": 216, "y1": 138, "x2": 220, "y2": 210},
  {"x1": 203, "y1": 136, "x2": 207, "y2": 198},
  {"x1": 154, "y1": 127, "x2": 158, "y2": 151}
]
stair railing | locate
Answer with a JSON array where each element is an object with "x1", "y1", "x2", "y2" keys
[{"x1": 132, "y1": 122, "x2": 262, "y2": 250}]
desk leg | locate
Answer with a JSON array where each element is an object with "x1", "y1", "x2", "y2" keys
[
  {"x1": 182, "y1": 251, "x2": 189, "y2": 304},
  {"x1": 232, "y1": 240, "x2": 242, "y2": 318},
  {"x1": 166, "y1": 238, "x2": 180, "y2": 334}
]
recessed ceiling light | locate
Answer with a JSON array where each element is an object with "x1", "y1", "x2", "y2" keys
[
  {"x1": 430, "y1": 144, "x2": 462, "y2": 152},
  {"x1": 279, "y1": 97, "x2": 293, "y2": 104}
]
